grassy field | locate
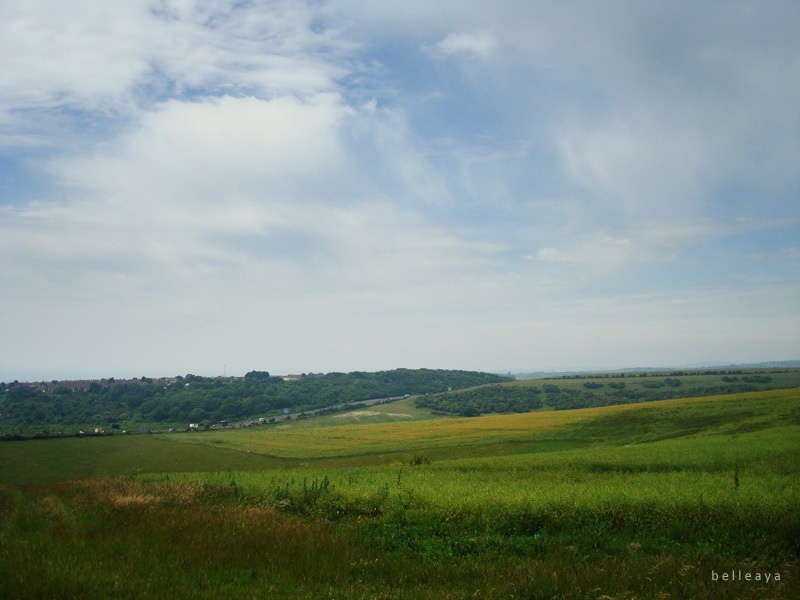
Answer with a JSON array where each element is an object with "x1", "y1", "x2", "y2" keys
[{"x1": 1, "y1": 388, "x2": 798, "y2": 598}]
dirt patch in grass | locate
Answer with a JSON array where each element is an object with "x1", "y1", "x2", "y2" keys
[{"x1": 333, "y1": 410, "x2": 414, "y2": 419}]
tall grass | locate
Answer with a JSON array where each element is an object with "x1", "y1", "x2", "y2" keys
[
  {"x1": 0, "y1": 478, "x2": 376, "y2": 599},
  {"x1": 2, "y1": 471, "x2": 797, "y2": 599}
]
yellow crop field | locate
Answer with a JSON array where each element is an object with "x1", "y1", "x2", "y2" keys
[
  {"x1": 155, "y1": 388, "x2": 799, "y2": 463},
  {"x1": 155, "y1": 400, "x2": 598, "y2": 459}
]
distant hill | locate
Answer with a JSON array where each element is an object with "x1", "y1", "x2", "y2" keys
[
  {"x1": 0, "y1": 368, "x2": 511, "y2": 434},
  {"x1": 675, "y1": 360, "x2": 800, "y2": 369},
  {"x1": 513, "y1": 360, "x2": 800, "y2": 379},
  {"x1": 424, "y1": 368, "x2": 800, "y2": 416}
]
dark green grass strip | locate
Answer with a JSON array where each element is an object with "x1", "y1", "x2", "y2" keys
[{"x1": 0, "y1": 435, "x2": 291, "y2": 486}]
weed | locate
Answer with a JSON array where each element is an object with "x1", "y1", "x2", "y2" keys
[{"x1": 406, "y1": 454, "x2": 433, "y2": 467}]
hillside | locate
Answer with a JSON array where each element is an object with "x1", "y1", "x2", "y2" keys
[
  {"x1": 417, "y1": 367, "x2": 800, "y2": 415},
  {"x1": 0, "y1": 368, "x2": 510, "y2": 434}
]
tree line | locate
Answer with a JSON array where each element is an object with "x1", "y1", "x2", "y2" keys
[
  {"x1": 415, "y1": 385, "x2": 543, "y2": 416},
  {"x1": 0, "y1": 369, "x2": 510, "y2": 433},
  {"x1": 416, "y1": 375, "x2": 783, "y2": 416}
]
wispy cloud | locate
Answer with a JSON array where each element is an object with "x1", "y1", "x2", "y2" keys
[{"x1": 426, "y1": 31, "x2": 497, "y2": 59}]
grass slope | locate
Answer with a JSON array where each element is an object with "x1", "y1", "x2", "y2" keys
[
  {"x1": 0, "y1": 388, "x2": 798, "y2": 598},
  {"x1": 156, "y1": 387, "x2": 800, "y2": 464}
]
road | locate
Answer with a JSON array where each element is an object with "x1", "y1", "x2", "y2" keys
[{"x1": 219, "y1": 395, "x2": 410, "y2": 429}]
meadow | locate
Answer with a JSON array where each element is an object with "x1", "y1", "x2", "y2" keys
[{"x1": 1, "y1": 388, "x2": 798, "y2": 598}]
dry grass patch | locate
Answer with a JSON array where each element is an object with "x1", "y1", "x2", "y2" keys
[
  {"x1": 108, "y1": 493, "x2": 159, "y2": 507},
  {"x1": 333, "y1": 410, "x2": 414, "y2": 420}
]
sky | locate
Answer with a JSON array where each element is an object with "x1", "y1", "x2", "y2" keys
[{"x1": 1, "y1": 1, "x2": 799, "y2": 381}]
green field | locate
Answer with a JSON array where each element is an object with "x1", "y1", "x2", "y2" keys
[{"x1": 1, "y1": 388, "x2": 798, "y2": 598}]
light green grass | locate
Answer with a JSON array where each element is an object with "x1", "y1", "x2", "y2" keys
[
  {"x1": 293, "y1": 396, "x2": 441, "y2": 427},
  {"x1": 149, "y1": 399, "x2": 799, "y2": 533}
]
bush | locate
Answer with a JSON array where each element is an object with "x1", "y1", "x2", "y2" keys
[
  {"x1": 417, "y1": 385, "x2": 542, "y2": 415},
  {"x1": 406, "y1": 454, "x2": 433, "y2": 467},
  {"x1": 742, "y1": 375, "x2": 772, "y2": 384}
]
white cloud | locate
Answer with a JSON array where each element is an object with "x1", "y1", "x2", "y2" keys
[
  {"x1": 428, "y1": 31, "x2": 497, "y2": 59},
  {"x1": 62, "y1": 93, "x2": 353, "y2": 194},
  {"x1": 529, "y1": 235, "x2": 659, "y2": 273},
  {"x1": 533, "y1": 247, "x2": 567, "y2": 263},
  {"x1": 0, "y1": 1, "x2": 153, "y2": 108},
  {"x1": 0, "y1": 0, "x2": 353, "y2": 147},
  {"x1": 6, "y1": 97, "x2": 349, "y2": 285},
  {"x1": 1, "y1": 85, "x2": 503, "y2": 379}
]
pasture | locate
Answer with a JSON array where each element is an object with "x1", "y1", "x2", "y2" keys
[{"x1": 1, "y1": 388, "x2": 798, "y2": 598}]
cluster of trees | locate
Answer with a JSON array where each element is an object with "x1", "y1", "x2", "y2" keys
[
  {"x1": 418, "y1": 384, "x2": 618, "y2": 414},
  {"x1": 415, "y1": 376, "x2": 786, "y2": 416},
  {"x1": 548, "y1": 379, "x2": 789, "y2": 411},
  {"x1": 0, "y1": 369, "x2": 510, "y2": 433},
  {"x1": 641, "y1": 377, "x2": 682, "y2": 389},
  {"x1": 742, "y1": 375, "x2": 773, "y2": 383},
  {"x1": 416, "y1": 385, "x2": 543, "y2": 416}
]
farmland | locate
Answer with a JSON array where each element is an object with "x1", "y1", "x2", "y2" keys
[{"x1": 1, "y1": 387, "x2": 798, "y2": 598}]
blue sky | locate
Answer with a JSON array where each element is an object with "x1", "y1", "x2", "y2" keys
[{"x1": 1, "y1": 1, "x2": 798, "y2": 381}]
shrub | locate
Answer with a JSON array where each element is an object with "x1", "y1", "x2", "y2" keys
[
  {"x1": 406, "y1": 454, "x2": 432, "y2": 467},
  {"x1": 742, "y1": 375, "x2": 772, "y2": 384}
]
